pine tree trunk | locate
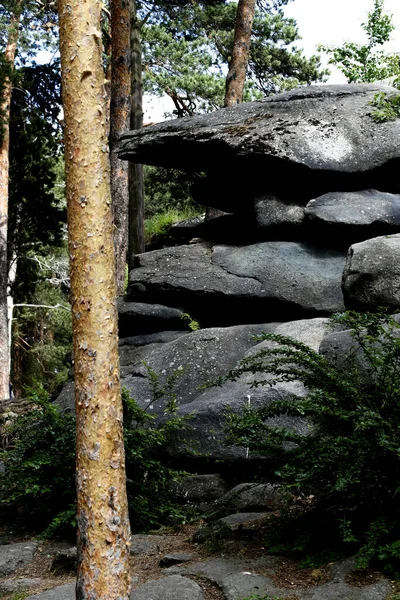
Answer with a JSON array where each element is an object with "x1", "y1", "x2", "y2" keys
[
  {"x1": 58, "y1": 1, "x2": 131, "y2": 598},
  {"x1": 110, "y1": 0, "x2": 131, "y2": 295},
  {"x1": 224, "y1": 0, "x2": 256, "y2": 107},
  {"x1": 128, "y1": 0, "x2": 144, "y2": 269},
  {"x1": 0, "y1": 3, "x2": 22, "y2": 401}
]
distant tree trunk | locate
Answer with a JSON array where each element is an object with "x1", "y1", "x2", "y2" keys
[
  {"x1": 58, "y1": 0, "x2": 131, "y2": 597},
  {"x1": 224, "y1": 0, "x2": 256, "y2": 107},
  {"x1": 128, "y1": 0, "x2": 144, "y2": 269},
  {"x1": 110, "y1": 0, "x2": 131, "y2": 295},
  {"x1": 0, "y1": 2, "x2": 22, "y2": 401}
]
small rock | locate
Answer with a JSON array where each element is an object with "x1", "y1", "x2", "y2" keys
[
  {"x1": 0, "y1": 541, "x2": 37, "y2": 576},
  {"x1": 159, "y1": 552, "x2": 194, "y2": 567},
  {"x1": 218, "y1": 512, "x2": 269, "y2": 533},
  {"x1": 25, "y1": 583, "x2": 75, "y2": 600},
  {"x1": 170, "y1": 474, "x2": 227, "y2": 504},
  {"x1": 130, "y1": 574, "x2": 204, "y2": 600},
  {"x1": 0, "y1": 578, "x2": 42, "y2": 593},
  {"x1": 130, "y1": 534, "x2": 165, "y2": 556}
]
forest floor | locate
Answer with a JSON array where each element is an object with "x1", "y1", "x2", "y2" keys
[{"x1": 1, "y1": 521, "x2": 399, "y2": 600}]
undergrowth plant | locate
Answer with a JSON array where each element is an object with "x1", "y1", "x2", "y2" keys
[
  {"x1": 0, "y1": 371, "x2": 192, "y2": 537},
  {"x1": 220, "y1": 311, "x2": 400, "y2": 574}
]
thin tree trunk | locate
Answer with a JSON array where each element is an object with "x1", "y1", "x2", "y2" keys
[
  {"x1": 128, "y1": 0, "x2": 144, "y2": 269},
  {"x1": 224, "y1": 0, "x2": 256, "y2": 107},
  {"x1": 58, "y1": 0, "x2": 131, "y2": 598},
  {"x1": 110, "y1": 0, "x2": 131, "y2": 295},
  {"x1": 0, "y1": 2, "x2": 22, "y2": 401}
]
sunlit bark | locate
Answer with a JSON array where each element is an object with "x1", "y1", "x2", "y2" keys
[
  {"x1": 58, "y1": 0, "x2": 131, "y2": 597},
  {"x1": 224, "y1": 0, "x2": 256, "y2": 106}
]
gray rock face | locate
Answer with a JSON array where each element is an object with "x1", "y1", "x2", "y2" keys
[
  {"x1": 170, "y1": 474, "x2": 227, "y2": 503},
  {"x1": 342, "y1": 234, "x2": 400, "y2": 309},
  {"x1": 56, "y1": 317, "x2": 327, "y2": 464},
  {"x1": 0, "y1": 578, "x2": 42, "y2": 593},
  {"x1": 118, "y1": 299, "x2": 187, "y2": 335},
  {"x1": 304, "y1": 189, "x2": 400, "y2": 246},
  {"x1": 130, "y1": 534, "x2": 165, "y2": 556},
  {"x1": 25, "y1": 583, "x2": 75, "y2": 600},
  {"x1": 128, "y1": 242, "x2": 346, "y2": 325},
  {"x1": 131, "y1": 575, "x2": 204, "y2": 600},
  {"x1": 119, "y1": 85, "x2": 400, "y2": 198},
  {"x1": 0, "y1": 541, "x2": 37, "y2": 576},
  {"x1": 305, "y1": 190, "x2": 400, "y2": 227},
  {"x1": 159, "y1": 553, "x2": 194, "y2": 567},
  {"x1": 211, "y1": 482, "x2": 284, "y2": 517}
]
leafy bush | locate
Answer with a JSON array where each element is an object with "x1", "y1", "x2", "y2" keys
[
  {"x1": 0, "y1": 373, "x2": 192, "y2": 536},
  {"x1": 222, "y1": 311, "x2": 400, "y2": 574},
  {"x1": 144, "y1": 207, "x2": 202, "y2": 246},
  {"x1": 0, "y1": 385, "x2": 76, "y2": 537}
]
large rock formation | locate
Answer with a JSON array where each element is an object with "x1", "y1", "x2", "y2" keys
[{"x1": 57, "y1": 84, "x2": 400, "y2": 469}]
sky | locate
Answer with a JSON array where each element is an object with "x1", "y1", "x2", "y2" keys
[{"x1": 144, "y1": 0, "x2": 400, "y2": 121}]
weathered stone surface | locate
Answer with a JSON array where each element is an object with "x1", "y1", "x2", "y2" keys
[
  {"x1": 170, "y1": 474, "x2": 227, "y2": 503},
  {"x1": 130, "y1": 535, "x2": 165, "y2": 556},
  {"x1": 118, "y1": 85, "x2": 400, "y2": 200},
  {"x1": 255, "y1": 195, "x2": 305, "y2": 229},
  {"x1": 128, "y1": 242, "x2": 346, "y2": 325},
  {"x1": 218, "y1": 512, "x2": 269, "y2": 535},
  {"x1": 130, "y1": 575, "x2": 204, "y2": 600},
  {"x1": 222, "y1": 572, "x2": 290, "y2": 600},
  {"x1": 0, "y1": 578, "x2": 42, "y2": 593},
  {"x1": 55, "y1": 322, "x2": 281, "y2": 415},
  {"x1": 210, "y1": 483, "x2": 284, "y2": 517},
  {"x1": 0, "y1": 541, "x2": 37, "y2": 576},
  {"x1": 119, "y1": 331, "x2": 188, "y2": 347},
  {"x1": 56, "y1": 317, "x2": 327, "y2": 464},
  {"x1": 159, "y1": 552, "x2": 194, "y2": 567},
  {"x1": 342, "y1": 234, "x2": 400, "y2": 310},
  {"x1": 163, "y1": 556, "x2": 279, "y2": 584},
  {"x1": 304, "y1": 189, "x2": 400, "y2": 246},
  {"x1": 118, "y1": 299, "x2": 188, "y2": 335},
  {"x1": 25, "y1": 583, "x2": 75, "y2": 600}
]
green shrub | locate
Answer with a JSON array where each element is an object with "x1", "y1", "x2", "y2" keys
[
  {"x1": 370, "y1": 87, "x2": 400, "y2": 122},
  {"x1": 0, "y1": 373, "x2": 193, "y2": 536},
  {"x1": 144, "y1": 207, "x2": 202, "y2": 246},
  {"x1": 222, "y1": 311, "x2": 400, "y2": 574}
]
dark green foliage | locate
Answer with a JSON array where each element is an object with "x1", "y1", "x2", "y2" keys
[
  {"x1": 122, "y1": 385, "x2": 193, "y2": 531},
  {"x1": 222, "y1": 311, "x2": 400, "y2": 573},
  {"x1": 370, "y1": 89, "x2": 400, "y2": 122},
  {"x1": 320, "y1": 0, "x2": 400, "y2": 84},
  {"x1": 144, "y1": 166, "x2": 201, "y2": 218},
  {"x1": 140, "y1": 0, "x2": 327, "y2": 114},
  {"x1": 0, "y1": 374, "x2": 192, "y2": 536},
  {"x1": 0, "y1": 385, "x2": 76, "y2": 537}
]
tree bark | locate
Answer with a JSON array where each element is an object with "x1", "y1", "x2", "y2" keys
[
  {"x1": 128, "y1": 0, "x2": 144, "y2": 269},
  {"x1": 110, "y1": 0, "x2": 131, "y2": 295},
  {"x1": 224, "y1": 0, "x2": 256, "y2": 107},
  {"x1": 0, "y1": 2, "x2": 22, "y2": 401},
  {"x1": 58, "y1": 1, "x2": 131, "y2": 598}
]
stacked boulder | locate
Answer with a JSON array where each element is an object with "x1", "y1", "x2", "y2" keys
[{"x1": 58, "y1": 83, "x2": 400, "y2": 469}]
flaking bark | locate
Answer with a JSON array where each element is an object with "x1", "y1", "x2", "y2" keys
[
  {"x1": 224, "y1": 0, "x2": 256, "y2": 107},
  {"x1": 128, "y1": 0, "x2": 144, "y2": 267},
  {"x1": 58, "y1": 0, "x2": 131, "y2": 597},
  {"x1": 0, "y1": 2, "x2": 22, "y2": 401},
  {"x1": 110, "y1": 0, "x2": 131, "y2": 295}
]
